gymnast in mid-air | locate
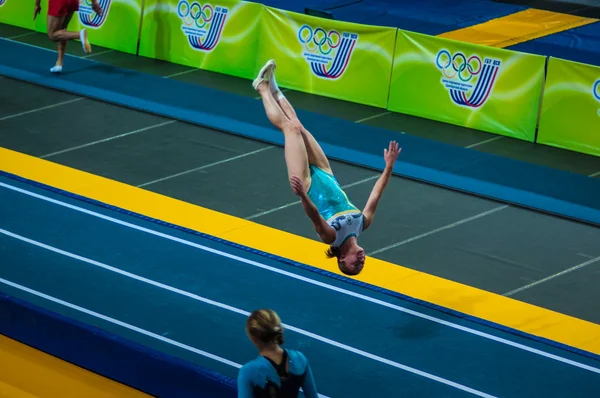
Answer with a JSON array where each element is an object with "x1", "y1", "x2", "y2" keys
[{"x1": 252, "y1": 59, "x2": 401, "y2": 276}]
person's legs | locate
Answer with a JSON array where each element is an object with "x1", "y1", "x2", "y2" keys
[
  {"x1": 257, "y1": 80, "x2": 311, "y2": 189},
  {"x1": 47, "y1": 15, "x2": 79, "y2": 42},
  {"x1": 51, "y1": 11, "x2": 75, "y2": 73},
  {"x1": 47, "y1": 0, "x2": 91, "y2": 56},
  {"x1": 269, "y1": 69, "x2": 333, "y2": 175}
]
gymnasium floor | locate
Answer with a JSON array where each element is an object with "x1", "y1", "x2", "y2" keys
[
  {"x1": 2, "y1": 171, "x2": 600, "y2": 397},
  {"x1": 1, "y1": 21, "x2": 600, "y2": 397},
  {"x1": 1, "y1": 22, "x2": 600, "y2": 321}
]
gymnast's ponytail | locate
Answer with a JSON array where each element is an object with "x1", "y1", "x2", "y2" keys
[
  {"x1": 325, "y1": 246, "x2": 341, "y2": 259},
  {"x1": 246, "y1": 309, "x2": 285, "y2": 346}
]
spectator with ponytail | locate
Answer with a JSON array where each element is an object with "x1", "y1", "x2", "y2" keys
[{"x1": 238, "y1": 309, "x2": 318, "y2": 398}]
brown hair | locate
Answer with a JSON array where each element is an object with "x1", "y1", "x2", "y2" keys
[
  {"x1": 246, "y1": 309, "x2": 284, "y2": 345},
  {"x1": 338, "y1": 263, "x2": 354, "y2": 275},
  {"x1": 325, "y1": 246, "x2": 341, "y2": 259}
]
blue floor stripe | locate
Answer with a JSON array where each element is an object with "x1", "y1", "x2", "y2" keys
[
  {"x1": 0, "y1": 291, "x2": 238, "y2": 397},
  {"x1": 2, "y1": 169, "x2": 599, "y2": 364}
]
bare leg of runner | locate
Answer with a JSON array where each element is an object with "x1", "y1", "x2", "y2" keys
[
  {"x1": 47, "y1": 15, "x2": 79, "y2": 42},
  {"x1": 47, "y1": 15, "x2": 91, "y2": 62},
  {"x1": 50, "y1": 11, "x2": 76, "y2": 73}
]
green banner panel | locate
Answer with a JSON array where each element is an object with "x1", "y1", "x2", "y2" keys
[
  {"x1": 256, "y1": 7, "x2": 397, "y2": 109},
  {"x1": 138, "y1": 0, "x2": 262, "y2": 80},
  {"x1": 29, "y1": 0, "x2": 142, "y2": 54},
  {"x1": 389, "y1": 30, "x2": 546, "y2": 141},
  {"x1": 0, "y1": 0, "x2": 36, "y2": 30},
  {"x1": 537, "y1": 57, "x2": 600, "y2": 157}
]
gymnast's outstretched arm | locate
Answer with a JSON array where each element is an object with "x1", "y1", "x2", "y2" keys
[{"x1": 362, "y1": 141, "x2": 401, "y2": 230}]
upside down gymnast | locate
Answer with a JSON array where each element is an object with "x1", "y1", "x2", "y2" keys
[{"x1": 252, "y1": 59, "x2": 401, "y2": 276}]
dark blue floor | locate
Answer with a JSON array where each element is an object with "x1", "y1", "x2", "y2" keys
[
  {"x1": 509, "y1": 22, "x2": 600, "y2": 67},
  {"x1": 258, "y1": 0, "x2": 526, "y2": 34},
  {"x1": 2, "y1": 174, "x2": 600, "y2": 397}
]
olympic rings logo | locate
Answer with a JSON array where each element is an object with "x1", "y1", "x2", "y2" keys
[
  {"x1": 593, "y1": 79, "x2": 600, "y2": 101},
  {"x1": 178, "y1": 0, "x2": 214, "y2": 29},
  {"x1": 436, "y1": 50, "x2": 483, "y2": 82},
  {"x1": 298, "y1": 25, "x2": 342, "y2": 55}
]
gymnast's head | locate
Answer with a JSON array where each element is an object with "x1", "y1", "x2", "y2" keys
[
  {"x1": 326, "y1": 239, "x2": 365, "y2": 276},
  {"x1": 245, "y1": 309, "x2": 285, "y2": 349}
]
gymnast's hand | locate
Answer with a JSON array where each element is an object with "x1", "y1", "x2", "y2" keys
[
  {"x1": 384, "y1": 140, "x2": 401, "y2": 169},
  {"x1": 290, "y1": 176, "x2": 306, "y2": 198},
  {"x1": 33, "y1": 3, "x2": 41, "y2": 20}
]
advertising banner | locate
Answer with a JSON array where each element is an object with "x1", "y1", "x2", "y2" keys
[
  {"x1": 29, "y1": 0, "x2": 142, "y2": 55},
  {"x1": 138, "y1": 0, "x2": 262, "y2": 80},
  {"x1": 0, "y1": 0, "x2": 36, "y2": 30},
  {"x1": 388, "y1": 30, "x2": 546, "y2": 141},
  {"x1": 537, "y1": 57, "x2": 600, "y2": 157},
  {"x1": 255, "y1": 7, "x2": 397, "y2": 109}
]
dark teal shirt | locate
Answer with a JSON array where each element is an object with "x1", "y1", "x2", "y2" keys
[{"x1": 237, "y1": 349, "x2": 318, "y2": 398}]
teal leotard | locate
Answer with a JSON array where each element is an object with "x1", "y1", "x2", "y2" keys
[
  {"x1": 307, "y1": 165, "x2": 364, "y2": 247},
  {"x1": 307, "y1": 165, "x2": 359, "y2": 221}
]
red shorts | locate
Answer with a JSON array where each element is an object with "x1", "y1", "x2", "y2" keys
[{"x1": 48, "y1": 0, "x2": 79, "y2": 17}]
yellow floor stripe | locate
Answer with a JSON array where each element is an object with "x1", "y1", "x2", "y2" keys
[
  {"x1": 1, "y1": 146, "x2": 600, "y2": 355},
  {"x1": 0, "y1": 334, "x2": 150, "y2": 398},
  {"x1": 439, "y1": 9, "x2": 597, "y2": 48}
]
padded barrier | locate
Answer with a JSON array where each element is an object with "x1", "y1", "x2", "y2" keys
[
  {"x1": 388, "y1": 30, "x2": 546, "y2": 141},
  {"x1": 2, "y1": 0, "x2": 600, "y2": 154},
  {"x1": 315, "y1": 0, "x2": 527, "y2": 35},
  {"x1": 0, "y1": 291, "x2": 237, "y2": 398},
  {"x1": 253, "y1": 0, "x2": 354, "y2": 14},
  {"x1": 256, "y1": 7, "x2": 397, "y2": 108},
  {"x1": 508, "y1": 21, "x2": 600, "y2": 66},
  {"x1": 536, "y1": 57, "x2": 600, "y2": 156},
  {"x1": 1, "y1": 37, "x2": 599, "y2": 227},
  {"x1": 138, "y1": 0, "x2": 263, "y2": 80},
  {"x1": 492, "y1": 0, "x2": 600, "y2": 18}
]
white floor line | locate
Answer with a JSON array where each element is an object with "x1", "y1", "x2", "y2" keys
[
  {"x1": 354, "y1": 111, "x2": 390, "y2": 124},
  {"x1": 41, "y1": 121, "x2": 177, "y2": 158},
  {"x1": 164, "y1": 69, "x2": 199, "y2": 78},
  {"x1": 7, "y1": 32, "x2": 37, "y2": 40},
  {"x1": 0, "y1": 277, "x2": 243, "y2": 368},
  {"x1": 504, "y1": 255, "x2": 600, "y2": 297},
  {"x1": 82, "y1": 49, "x2": 114, "y2": 59},
  {"x1": 369, "y1": 205, "x2": 509, "y2": 256},
  {"x1": 465, "y1": 136, "x2": 504, "y2": 149},
  {"x1": 0, "y1": 181, "x2": 598, "y2": 375},
  {"x1": 0, "y1": 98, "x2": 84, "y2": 122},
  {"x1": 137, "y1": 146, "x2": 275, "y2": 188},
  {"x1": 1, "y1": 36, "x2": 68, "y2": 55},
  {"x1": 588, "y1": 171, "x2": 600, "y2": 178},
  {"x1": 0, "y1": 228, "x2": 496, "y2": 397}
]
